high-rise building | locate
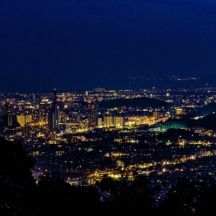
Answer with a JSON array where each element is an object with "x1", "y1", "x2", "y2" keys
[
  {"x1": 97, "y1": 117, "x2": 103, "y2": 128},
  {"x1": 85, "y1": 101, "x2": 98, "y2": 129},
  {"x1": 48, "y1": 89, "x2": 59, "y2": 131},
  {"x1": 26, "y1": 114, "x2": 33, "y2": 125},
  {"x1": 4, "y1": 114, "x2": 19, "y2": 128},
  {"x1": 104, "y1": 116, "x2": 114, "y2": 128},
  {"x1": 0, "y1": 109, "x2": 4, "y2": 133},
  {"x1": 113, "y1": 116, "x2": 125, "y2": 128},
  {"x1": 39, "y1": 100, "x2": 50, "y2": 123},
  {"x1": 175, "y1": 107, "x2": 183, "y2": 116},
  {"x1": 17, "y1": 115, "x2": 26, "y2": 127},
  {"x1": 0, "y1": 103, "x2": 18, "y2": 129},
  {"x1": 153, "y1": 110, "x2": 160, "y2": 123},
  {"x1": 17, "y1": 114, "x2": 33, "y2": 127},
  {"x1": 100, "y1": 116, "x2": 125, "y2": 128},
  {"x1": 153, "y1": 111, "x2": 160, "y2": 121}
]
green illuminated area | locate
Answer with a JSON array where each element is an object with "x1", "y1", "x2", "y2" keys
[{"x1": 150, "y1": 121, "x2": 188, "y2": 133}]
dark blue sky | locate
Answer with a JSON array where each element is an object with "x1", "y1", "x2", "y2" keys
[{"x1": 0, "y1": 0, "x2": 216, "y2": 91}]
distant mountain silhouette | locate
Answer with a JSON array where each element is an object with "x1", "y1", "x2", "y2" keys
[
  {"x1": 164, "y1": 113, "x2": 216, "y2": 130},
  {"x1": 191, "y1": 113, "x2": 216, "y2": 130},
  {"x1": 184, "y1": 103, "x2": 216, "y2": 119},
  {"x1": 100, "y1": 97, "x2": 170, "y2": 109},
  {"x1": 153, "y1": 111, "x2": 216, "y2": 131}
]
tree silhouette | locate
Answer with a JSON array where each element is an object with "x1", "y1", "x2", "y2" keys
[
  {"x1": 156, "y1": 178, "x2": 202, "y2": 216},
  {"x1": 2, "y1": 137, "x2": 216, "y2": 216},
  {"x1": 96, "y1": 176, "x2": 154, "y2": 216},
  {"x1": 0, "y1": 137, "x2": 35, "y2": 216},
  {"x1": 196, "y1": 180, "x2": 216, "y2": 216}
]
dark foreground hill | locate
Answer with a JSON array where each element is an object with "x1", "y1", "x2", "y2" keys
[
  {"x1": 0, "y1": 137, "x2": 216, "y2": 216},
  {"x1": 100, "y1": 97, "x2": 170, "y2": 109}
]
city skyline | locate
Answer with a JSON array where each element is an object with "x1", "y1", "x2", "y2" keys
[{"x1": 2, "y1": 1, "x2": 216, "y2": 215}]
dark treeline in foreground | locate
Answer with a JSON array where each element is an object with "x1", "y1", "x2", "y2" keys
[{"x1": 1, "y1": 138, "x2": 216, "y2": 216}]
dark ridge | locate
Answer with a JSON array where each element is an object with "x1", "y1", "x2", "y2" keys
[
  {"x1": 169, "y1": 113, "x2": 216, "y2": 130},
  {"x1": 184, "y1": 103, "x2": 216, "y2": 119},
  {"x1": 99, "y1": 97, "x2": 170, "y2": 109},
  {"x1": 192, "y1": 113, "x2": 216, "y2": 130}
]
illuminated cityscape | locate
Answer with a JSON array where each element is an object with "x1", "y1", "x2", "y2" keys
[
  {"x1": 2, "y1": 0, "x2": 216, "y2": 215},
  {"x1": 1, "y1": 86, "x2": 216, "y2": 187}
]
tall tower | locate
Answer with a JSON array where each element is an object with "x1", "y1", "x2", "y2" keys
[
  {"x1": 48, "y1": 89, "x2": 59, "y2": 131},
  {"x1": 85, "y1": 101, "x2": 98, "y2": 129},
  {"x1": 0, "y1": 108, "x2": 4, "y2": 133},
  {"x1": 1, "y1": 101, "x2": 19, "y2": 129}
]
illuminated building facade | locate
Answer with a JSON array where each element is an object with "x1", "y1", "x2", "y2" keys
[
  {"x1": 104, "y1": 116, "x2": 114, "y2": 128},
  {"x1": 97, "y1": 117, "x2": 103, "y2": 128},
  {"x1": 17, "y1": 114, "x2": 33, "y2": 127},
  {"x1": 175, "y1": 107, "x2": 183, "y2": 116},
  {"x1": 98, "y1": 116, "x2": 125, "y2": 128},
  {"x1": 153, "y1": 111, "x2": 160, "y2": 121},
  {"x1": 113, "y1": 116, "x2": 125, "y2": 128}
]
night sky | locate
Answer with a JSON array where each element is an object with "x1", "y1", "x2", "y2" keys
[{"x1": 0, "y1": 0, "x2": 216, "y2": 92}]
